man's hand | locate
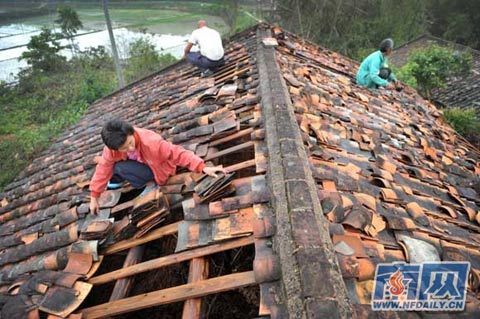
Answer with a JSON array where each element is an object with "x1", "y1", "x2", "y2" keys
[
  {"x1": 90, "y1": 197, "x2": 100, "y2": 215},
  {"x1": 385, "y1": 82, "x2": 395, "y2": 90},
  {"x1": 203, "y1": 166, "x2": 227, "y2": 178}
]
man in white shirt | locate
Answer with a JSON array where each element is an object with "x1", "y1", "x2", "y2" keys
[{"x1": 184, "y1": 20, "x2": 225, "y2": 77}]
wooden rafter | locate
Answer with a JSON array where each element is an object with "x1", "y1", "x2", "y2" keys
[
  {"x1": 109, "y1": 246, "x2": 145, "y2": 301},
  {"x1": 82, "y1": 271, "x2": 257, "y2": 318},
  {"x1": 89, "y1": 236, "x2": 254, "y2": 285},
  {"x1": 103, "y1": 222, "x2": 179, "y2": 255},
  {"x1": 182, "y1": 257, "x2": 209, "y2": 318}
]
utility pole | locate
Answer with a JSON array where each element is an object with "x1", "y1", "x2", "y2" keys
[{"x1": 102, "y1": 0, "x2": 125, "y2": 89}]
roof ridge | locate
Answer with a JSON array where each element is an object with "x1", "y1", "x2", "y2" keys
[{"x1": 395, "y1": 33, "x2": 480, "y2": 55}]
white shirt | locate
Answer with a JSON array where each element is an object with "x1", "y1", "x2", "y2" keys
[{"x1": 188, "y1": 26, "x2": 224, "y2": 61}]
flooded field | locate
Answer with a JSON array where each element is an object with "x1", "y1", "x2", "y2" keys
[{"x1": 0, "y1": 2, "x2": 228, "y2": 82}]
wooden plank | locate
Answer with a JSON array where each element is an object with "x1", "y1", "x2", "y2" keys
[
  {"x1": 111, "y1": 199, "x2": 135, "y2": 214},
  {"x1": 209, "y1": 127, "x2": 254, "y2": 146},
  {"x1": 212, "y1": 56, "x2": 250, "y2": 79},
  {"x1": 82, "y1": 271, "x2": 256, "y2": 318},
  {"x1": 225, "y1": 159, "x2": 256, "y2": 173},
  {"x1": 103, "y1": 222, "x2": 179, "y2": 255},
  {"x1": 204, "y1": 141, "x2": 254, "y2": 161},
  {"x1": 182, "y1": 257, "x2": 209, "y2": 319},
  {"x1": 109, "y1": 246, "x2": 145, "y2": 301},
  {"x1": 215, "y1": 66, "x2": 250, "y2": 84},
  {"x1": 90, "y1": 236, "x2": 254, "y2": 285}
]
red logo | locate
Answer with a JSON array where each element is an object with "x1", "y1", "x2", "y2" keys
[{"x1": 388, "y1": 270, "x2": 405, "y2": 296}]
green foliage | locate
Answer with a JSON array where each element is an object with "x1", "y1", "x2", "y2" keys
[
  {"x1": 19, "y1": 27, "x2": 66, "y2": 73},
  {"x1": 429, "y1": 0, "x2": 480, "y2": 49},
  {"x1": 220, "y1": 0, "x2": 239, "y2": 34},
  {"x1": 274, "y1": 0, "x2": 480, "y2": 59},
  {"x1": 397, "y1": 45, "x2": 472, "y2": 97},
  {"x1": 443, "y1": 107, "x2": 480, "y2": 138},
  {"x1": 55, "y1": 6, "x2": 83, "y2": 38},
  {"x1": 233, "y1": 11, "x2": 257, "y2": 33},
  {"x1": 395, "y1": 63, "x2": 417, "y2": 88},
  {"x1": 125, "y1": 37, "x2": 177, "y2": 83},
  {"x1": 1, "y1": 46, "x2": 117, "y2": 191},
  {"x1": 72, "y1": 46, "x2": 114, "y2": 70},
  {"x1": 55, "y1": 6, "x2": 83, "y2": 54},
  {"x1": 276, "y1": 0, "x2": 429, "y2": 60}
]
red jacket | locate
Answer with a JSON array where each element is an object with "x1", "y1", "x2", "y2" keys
[{"x1": 89, "y1": 127, "x2": 205, "y2": 198}]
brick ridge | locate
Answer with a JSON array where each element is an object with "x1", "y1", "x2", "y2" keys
[{"x1": 256, "y1": 25, "x2": 353, "y2": 318}]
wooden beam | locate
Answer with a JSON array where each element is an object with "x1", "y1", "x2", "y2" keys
[
  {"x1": 210, "y1": 127, "x2": 254, "y2": 147},
  {"x1": 109, "y1": 246, "x2": 145, "y2": 301},
  {"x1": 212, "y1": 56, "x2": 250, "y2": 79},
  {"x1": 90, "y1": 236, "x2": 254, "y2": 285},
  {"x1": 111, "y1": 199, "x2": 135, "y2": 214},
  {"x1": 82, "y1": 271, "x2": 256, "y2": 318},
  {"x1": 225, "y1": 159, "x2": 256, "y2": 173},
  {"x1": 103, "y1": 222, "x2": 179, "y2": 255},
  {"x1": 204, "y1": 141, "x2": 254, "y2": 161},
  {"x1": 215, "y1": 66, "x2": 250, "y2": 84},
  {"x1": 182, "y1": 257, "x2": 209, "y2": 319}
]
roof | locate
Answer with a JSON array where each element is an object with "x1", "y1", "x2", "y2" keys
[
  {"x1": 274, "y1": 28, "x2": 480, "y2": 316},
  {"x1": 0, "y1": 25, "x2": 281, "y2": 318},
  {"x1": 391, "y1": 34, "x2": 480, "y2": 109},
  {"x1": 0, "y1": 24, "x2": 479, "y2": 318}
]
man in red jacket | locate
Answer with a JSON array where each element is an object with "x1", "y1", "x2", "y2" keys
[{"x1": 89, "y1": 119, "x2": 224, "y2": 214}]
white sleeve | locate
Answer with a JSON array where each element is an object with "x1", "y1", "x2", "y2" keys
[{"x1": 188, "y1": 31, "x2": 198, "y2": 44}]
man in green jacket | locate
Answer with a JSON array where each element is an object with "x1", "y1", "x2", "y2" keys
[{"x1": 356, "y1": 38, "x2": 398, "y2": 89}]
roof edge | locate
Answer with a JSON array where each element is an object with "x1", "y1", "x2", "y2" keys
[{"x1": 395, "y1": 33, "x2": 480, "y2": 54}]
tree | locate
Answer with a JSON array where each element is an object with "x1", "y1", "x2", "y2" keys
[
  {"x1": 221, "y1": 0, "x2": 240, "y2": 34},
  {"x1": 124, "y1": 37, "x2": 177, "y2": 83},
  {"x1": 55, "y1": 6, "x2": 83, "y2": 55},
  {"x1": 397, "y1": 45, "x2": 472, "y2": 97},
  {"x1": 428, "y1": 0, "x2": 480, "y2": 50},
  {"x1": 274, "y1": 0, "x2": 429, "y2": 60},
  {"x1": 19, "y1": 27, "x2": 66, "y2": 73}
]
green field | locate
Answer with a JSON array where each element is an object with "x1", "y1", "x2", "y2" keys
[{"x1": 0, "y1": 1, "x2": 246, "y2": 35}]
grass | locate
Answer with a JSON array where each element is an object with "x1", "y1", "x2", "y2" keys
[
  {"x1": 0, "y1": 63, "x2": 117, "y2": 191},
  {"x1": 443, "y1": 107, "x2": 480, "y2": 137}
]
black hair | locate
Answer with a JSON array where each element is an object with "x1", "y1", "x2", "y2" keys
[
  {"x1": 101, "y1": 119, "x2": 134, "y2": 150},
  {"x1": 379, "y1": 38, "x2": 394, "y2": 53}
]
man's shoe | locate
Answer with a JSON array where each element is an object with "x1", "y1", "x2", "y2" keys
[
  {"x1": 200, "y1": 69, "x2": 214, "y2": 78},
  {"x1": 107, "y1": 181, "x2": 124, "y2": 190},
  {"x1": 139, "y1": 181, "x2": 158, "y2": 197}
]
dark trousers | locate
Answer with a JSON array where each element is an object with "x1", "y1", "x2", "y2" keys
[
  {"x1": 187, "y1": 52, "x2": 225, "y2": 71},
  {"x1": 110, "y1": 160, "x2": 154, "y2": 188}
]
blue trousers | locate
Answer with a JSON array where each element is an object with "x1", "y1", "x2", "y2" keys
[
  {"x1": 187, "y1": 52, "x2": 225, "y2": 71},
  {"x1": 110, "y1": 160, "x2": 154, "y2": 188}
]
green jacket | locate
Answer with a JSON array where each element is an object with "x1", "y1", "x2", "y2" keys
[{"x1": 356, "y1": 50, "x2": 396, "y2": 88}]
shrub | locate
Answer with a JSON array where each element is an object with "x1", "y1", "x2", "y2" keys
[
  {"x1": 397, "y1": 45, "x2": 472, "y2": 97},
  {"x1": 443, "y1": 107, "x2": 480, "y2": 137},
  {"x1": 125, "y1": 37, "x2": 177, "y2": 83},
  {"x1": 19, "y1": 27, "x2": 67, "y2": 73}
]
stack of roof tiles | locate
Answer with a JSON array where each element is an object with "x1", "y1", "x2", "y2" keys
[{"x1": 0, "y1": 24, "x2": 478, "y2": 318}]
